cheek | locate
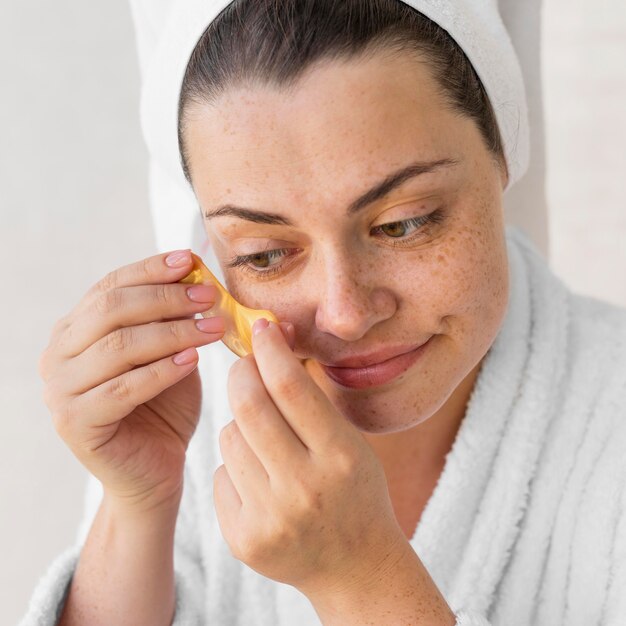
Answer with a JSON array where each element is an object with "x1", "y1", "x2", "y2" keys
[
  {"x1": 440, "y1": 215, "x2": 509, "y2": 338},
  {"x1": 222, "y1": 272, "x2": 297, "y2": 321},
  {"x1": 408, "y1": 209, "x2": 508, "y2": 332}
]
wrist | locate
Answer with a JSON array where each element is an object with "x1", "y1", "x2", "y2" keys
[
  {"x1": 102, "y1": 481, "x2": 183, "y2": 524},
  {"x1": 304, "y1": 537, "x2": 455, "y2": 626},
  {"x1": 61, "y1": 482, "x2": 180, "y2": 626},
  {"x1": 300, "y1": 528, "x2": 407, "y2": 601}
]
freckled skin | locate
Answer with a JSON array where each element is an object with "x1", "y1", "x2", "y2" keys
[{"x1": 183, "y1": 49, "x2": 509, "y2": 483}]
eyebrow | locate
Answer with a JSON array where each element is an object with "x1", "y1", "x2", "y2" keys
[{"x1": 203, "y1": 157, "x2": 461, "y2": 226}]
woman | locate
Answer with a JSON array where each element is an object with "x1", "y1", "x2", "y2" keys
[{"x1": 22, "y1": 1, "x2": 626, "y2": 625}]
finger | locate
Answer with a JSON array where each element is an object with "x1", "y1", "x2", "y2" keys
[
  {"x1": 50, "y1": 248, "x2": 197, "y2": 356},
  {"x1": 251, "y1": 320, "x2": 347, "y2": 454},
  {"x1": 48, "y1": 316, "x2": 225, "y2": 396},
  {"x1": 213, "y1": 464, "x2": 242, "y2": 547},
  {"x1": 54, "y1": 346, "x2": 200, "y2": 441},
  {"x1": 218, "y1": 419, "x2": 269, "y2": 505},
  {"x1": 57, "y1": 281, "x2": 218, "y2": 359},
  {"x1": 227, "y1": 355, "x2": 308, "y2": 477},
  {"x1": 77, "y1": 249, "x2": 197, "y2": 313}
]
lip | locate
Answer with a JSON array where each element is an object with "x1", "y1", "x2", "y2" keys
[
  {"x1": 320, "y1": 336, "x2": 433, "y2": 389},
  {"x1": 321, "y1": 341, "x2": 430, "y2": 368}
]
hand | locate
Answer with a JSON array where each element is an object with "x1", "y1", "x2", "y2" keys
[
  {"x1": 214, "y1": 318, "x2": 406, "y2": 598},
  {"x1": 39, "y1": 249, "x2": 226, "y2": 512}
]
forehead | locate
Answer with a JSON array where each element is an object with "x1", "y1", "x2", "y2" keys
[{"x1": 184, "y1": 51, "x2": 475, "y2": 201}]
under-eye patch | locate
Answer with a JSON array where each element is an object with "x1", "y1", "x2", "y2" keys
[{"x1": 179, "y1": 252, "x2": 279, "y2": 358}]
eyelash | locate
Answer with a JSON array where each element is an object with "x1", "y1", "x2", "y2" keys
[{"x1": 226, "y1": 208, "x2": 446, "y2": 279}]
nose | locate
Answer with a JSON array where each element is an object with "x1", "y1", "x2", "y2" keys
[{"x1": 314, "y1": 255, "x2": 396, "y2": 341}]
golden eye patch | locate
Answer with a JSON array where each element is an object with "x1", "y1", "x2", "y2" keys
[{"x1": 178, "y1": 252, "x2": 279, "y2": 358}]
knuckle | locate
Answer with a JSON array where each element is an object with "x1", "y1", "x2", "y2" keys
[
  {"x1": 97, "y1": 270, "x2": 118, "y2": 295},
  {"x1": 95, "y1": 288, "x2": 122, "y2": 316},
  {"x1": 219, "y1": 421, "x2": 239, "y2": 448},
  {"x1": 146, "y1": 360, "x2": 164, "y2": 385},
  {"x1": 234, "y1": 531, "x2": 261, "y2": 563},
  {"x1": 101, "y1": 328, "x2": 131, "y2": 354},
  {"x1": 140, "y1": 256, "x2": 152, "y2": 280},
  {"x1": 233, "y1": 395, "x2": 259, "y2": 422},
  {"x1": 51, "y1": 402, "x2": 74, "y2": 438},
  {"x1": 226, "y1": 359, "x2": 261, "y2": 421},
  {"x1": 38, "y1": 349, "x2": 64, "y2": 385},
  {"x1": 166, "y1": 321, "x2": 184, "y2": 343},
  {"x1": 49, "y1": 315, "x2": 73, "y2": 352},
  {"x1": 333, "y1": 449, "x2": 358, "y2": 478},
  {"x1": 105, "y1": 375, "x2": 133, "y2": 402},
  {"x1": 268, "y1": 517, "x2": 294, "y2": 546},
  {"x1": 154, "y1": 283, "x2": 170, "y2": 306},
  {"x1": 292, "y1": 479, "x2": 323, "y2": 514},
  {"x1": 57, "y1": 320, "x2": 76, "y2": 355},
  {"x1": 275, "y1": 374, "x2": 304, "y2": 403}
]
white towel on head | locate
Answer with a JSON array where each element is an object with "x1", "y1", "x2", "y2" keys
[
  {"x1": 497, "y1": 0, "x2": 549, "y2": 256},
  {"x1": 131, "y1": 0, "x2": 532, "y2": 268}
]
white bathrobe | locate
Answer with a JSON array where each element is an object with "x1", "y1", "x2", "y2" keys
[{"x1": 19, "y1": 226, "x2": 626, "y2": 625}]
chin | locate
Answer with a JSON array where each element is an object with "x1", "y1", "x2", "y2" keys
[{"x1": 338, "y1": 393, "x2": 448, "y2": 434}]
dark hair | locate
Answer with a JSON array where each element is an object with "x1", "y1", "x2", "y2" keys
[{"x1": 177, "y1": 0, "x2": 507, "y2": 186}]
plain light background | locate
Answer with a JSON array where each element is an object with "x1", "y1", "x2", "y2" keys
[{"x1": 1, "y1": 1, "x2": 625, "y2": 623}]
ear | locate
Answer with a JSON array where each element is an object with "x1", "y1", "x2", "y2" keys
[{"x1": 499, "y1": 157, "x2": 510, "y2": 191}]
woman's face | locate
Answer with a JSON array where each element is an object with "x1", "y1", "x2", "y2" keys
[{"x1": 183, "y1": 50, "x2": 509, "y2": 435}]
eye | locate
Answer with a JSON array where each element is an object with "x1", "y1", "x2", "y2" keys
[
  {"x1": 226, "y1": 248, "x2": 299, "y2": 279},
  {"x1": 226, "y1": 208, "x2": 446, "y2": 279},
  {"x1": 370, "y1": 209, "x2": 445, "y2": 243}
]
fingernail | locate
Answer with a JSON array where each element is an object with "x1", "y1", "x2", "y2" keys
[
  {"x1": 173, "y1": 347, "x2": 197, "y2": 365},
  {"x1": 195, "y1": 317, "x2": 225, "y2": 333},
  {"x1": 187, "y1": 284, "x2": 217, "y2": 303},
  {"x1": 166, "y1": 250, "x2": 191, "y2": 268},
  {"x1": 252, "y1": 318, "x2": 269, "y2": 336}
]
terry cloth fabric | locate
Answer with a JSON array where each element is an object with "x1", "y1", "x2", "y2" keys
[
  {"x1": 128, "y1": 0, "x2": 531, "y2": 263},
  {"x1": 19, "y1": 226, "x2": 626, "y2": 625}
]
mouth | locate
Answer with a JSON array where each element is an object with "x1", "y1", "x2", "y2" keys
[{"x1": 319, "y1": 336, "x2": 434, "y2": 389}]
